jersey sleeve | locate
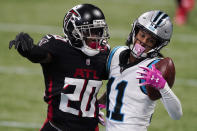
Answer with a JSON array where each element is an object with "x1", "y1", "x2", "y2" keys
[
  {"x1": 37, "y1": 34, "x2": 68, "y2": 57},
  {"x1": 106, "y1": 46, "x2": 128, "y2": 76},
  {"x1": 160, "y1": 84, "x2": 183, "y2": 120}
]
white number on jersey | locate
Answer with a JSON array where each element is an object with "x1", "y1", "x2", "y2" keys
[
  {"x1": 59, "y1": 77, "x2": 102, "y2": 117},
  {"x1": 106, "y1": 77, "x2": 127, "y2": 122}
]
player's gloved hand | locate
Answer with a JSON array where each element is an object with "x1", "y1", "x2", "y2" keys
[
  {"x1": 136, "y1": 64, "x2": 166, "y2": 90},
  {"x1": 9, "y1": 32, "x2": 34, "y2": 51},
  {"x1": 99, "y1": 39, "x2": 110, "y2": 52},
  {"x1": 98, "y1": 104, "x2": 106, "y2": 126},
  {"x1": 99, "y1": 104, "x2": 106, "y2": 109}
]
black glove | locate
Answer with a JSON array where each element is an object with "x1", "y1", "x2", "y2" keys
[
  {"x1": 9, "y1": 32, "x2": 51, "y2": 63},
  {"x1": 9, "y1": 32, "x2": 34, "y2": 52}
]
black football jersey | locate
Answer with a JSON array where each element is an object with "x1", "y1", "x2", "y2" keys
[{"x1": 37, "y1": 34, "x2": 109, "y2": 130}]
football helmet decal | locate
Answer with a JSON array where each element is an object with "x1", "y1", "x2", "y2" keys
[
  {"x1": 126, "y1": 10, "x2": 173, "y2": 58},
  {"x1": 63, "y1": 4, "x2": 109, "y2": 56}
]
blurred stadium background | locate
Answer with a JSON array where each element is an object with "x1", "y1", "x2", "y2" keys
[{"x1": 0, "y1": 0, "x2": 197, "y2": 130}]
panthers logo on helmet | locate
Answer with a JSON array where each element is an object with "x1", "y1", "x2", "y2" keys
[{"x1": 149, "y1": 11, "x2": 169, "y2": 31}]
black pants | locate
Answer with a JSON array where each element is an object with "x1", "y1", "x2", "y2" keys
[
  {"x1": 40, "y1": 119, "x2": 99, "y2": 131},
  {"x1": 40, "y1": 120, "x2": 60, "y2": 131}
]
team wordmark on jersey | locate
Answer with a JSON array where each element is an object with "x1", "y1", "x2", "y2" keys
[{"x1": 74, "y1": 68, "x2": 99, "y2": 79}]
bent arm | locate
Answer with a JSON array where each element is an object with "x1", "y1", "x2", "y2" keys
[{"x1": 160, "y1": 83, "x2": 183, "y2": 120}]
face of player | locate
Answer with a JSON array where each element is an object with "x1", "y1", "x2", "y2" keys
[
  {"x1": 86, "y1": 37, "x2": 100, "y2": 49},
  {"x1": 84, "y1": 28, "x2": 104, "y2": 50},
  {"x1": 134, "y1": 29, "x2": 157, "y2": 53},
  {"x1": 130, "y1": 29, "x2": 157, "y2": 59}
]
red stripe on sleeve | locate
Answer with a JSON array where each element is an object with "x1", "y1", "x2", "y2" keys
[{"x1": 47, "y1": 76, "x2": 53, "y2": 121}]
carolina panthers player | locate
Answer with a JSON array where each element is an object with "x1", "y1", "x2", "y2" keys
[
  {"x1": 9, "y1": 4, "x2": 110, "y2": 131},
  {"x1": 105, "y1": 10, "x2": 182, "y2": 131}
]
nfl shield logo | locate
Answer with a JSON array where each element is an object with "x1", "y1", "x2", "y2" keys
[{"x1": 86, "y1": 59, "x2": 90, "y2": 66}]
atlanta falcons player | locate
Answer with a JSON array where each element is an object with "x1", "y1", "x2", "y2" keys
[
  {"x1": 9, "y1": 4, "x2": 110, "y2": 131},
  {"x1": 105, "y1": 10, "x2": 182, "y2": 131}
]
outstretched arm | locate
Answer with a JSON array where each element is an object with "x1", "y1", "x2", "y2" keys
[
  {"x1": 137, "y1": 64, "x2": 182, "y2": 120},
  {"x1": 9, "y1": 32, "x2": 52, "y2": 63},
  {"x1": 159, "y1": 84, "x2": 182, "y2": 120}
]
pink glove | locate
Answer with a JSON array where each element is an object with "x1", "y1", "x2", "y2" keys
[
  {"x1": 137, "y1": 64, "x2": 166, "y2": 90},
  {"x1": 99, "y1": 104, "x2": 106, "y2": 109},
  {"x1": 98, "y1": 104, "x2": 106, "y2": 126},
  {"x1": 98, "y1": 110, "x2": 106, "y2": 126}
]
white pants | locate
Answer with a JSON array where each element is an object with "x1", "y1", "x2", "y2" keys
[{"x1": 106, "y1": 120, "x2": 147, "y2": 131}]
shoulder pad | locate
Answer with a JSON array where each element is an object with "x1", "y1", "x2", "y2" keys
[
  {"x1": 107, "y1": 46, "x2": 128, "y2": 72},
  {"x1": 51, "y1": 35, "x2": 69, "y2": 43},
  {"x1": 38, "y1": 34, "x2": 68, "y2": 46},
  {"x1": 109, "y1": 46, "x2": 128, "y2": 57},
  {"x1": 119, "y1": 49, "x2": 130, "y2": 67}
]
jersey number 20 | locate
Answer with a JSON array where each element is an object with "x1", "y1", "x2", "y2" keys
[{"x1": 59, "y1": 77, "x2": 102, "y2": 117}]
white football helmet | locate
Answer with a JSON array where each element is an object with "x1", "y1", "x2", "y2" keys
[{"x1": 126, "y1": 10, "x2": 173, "y2": 58}]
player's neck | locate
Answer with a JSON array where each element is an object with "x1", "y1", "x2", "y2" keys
[
  {"x1": 129, "y1": 54, "x2": 137, "y2": 63},
  {"x1": 129, "y1": 54, "x2": 146, "y2": 64}
]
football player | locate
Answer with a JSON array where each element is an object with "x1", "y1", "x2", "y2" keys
[
  {"x1": 9, "y1": 4, "x2": 110, "y2": 131},
  {"x1": 105, "y1": 10, "x2": 182, "y2": 131},
  {"x1": 174, "y1": 0, "x2": 195, "y2": 26}
]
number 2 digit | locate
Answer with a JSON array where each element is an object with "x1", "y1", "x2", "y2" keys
[{"x1": 59, "y1": 77, "x2": 102, "y2": 117}]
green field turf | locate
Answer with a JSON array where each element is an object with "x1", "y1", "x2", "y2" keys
[{"x1": 0, "y1": 0, "x2": 197, "y2": 130}]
